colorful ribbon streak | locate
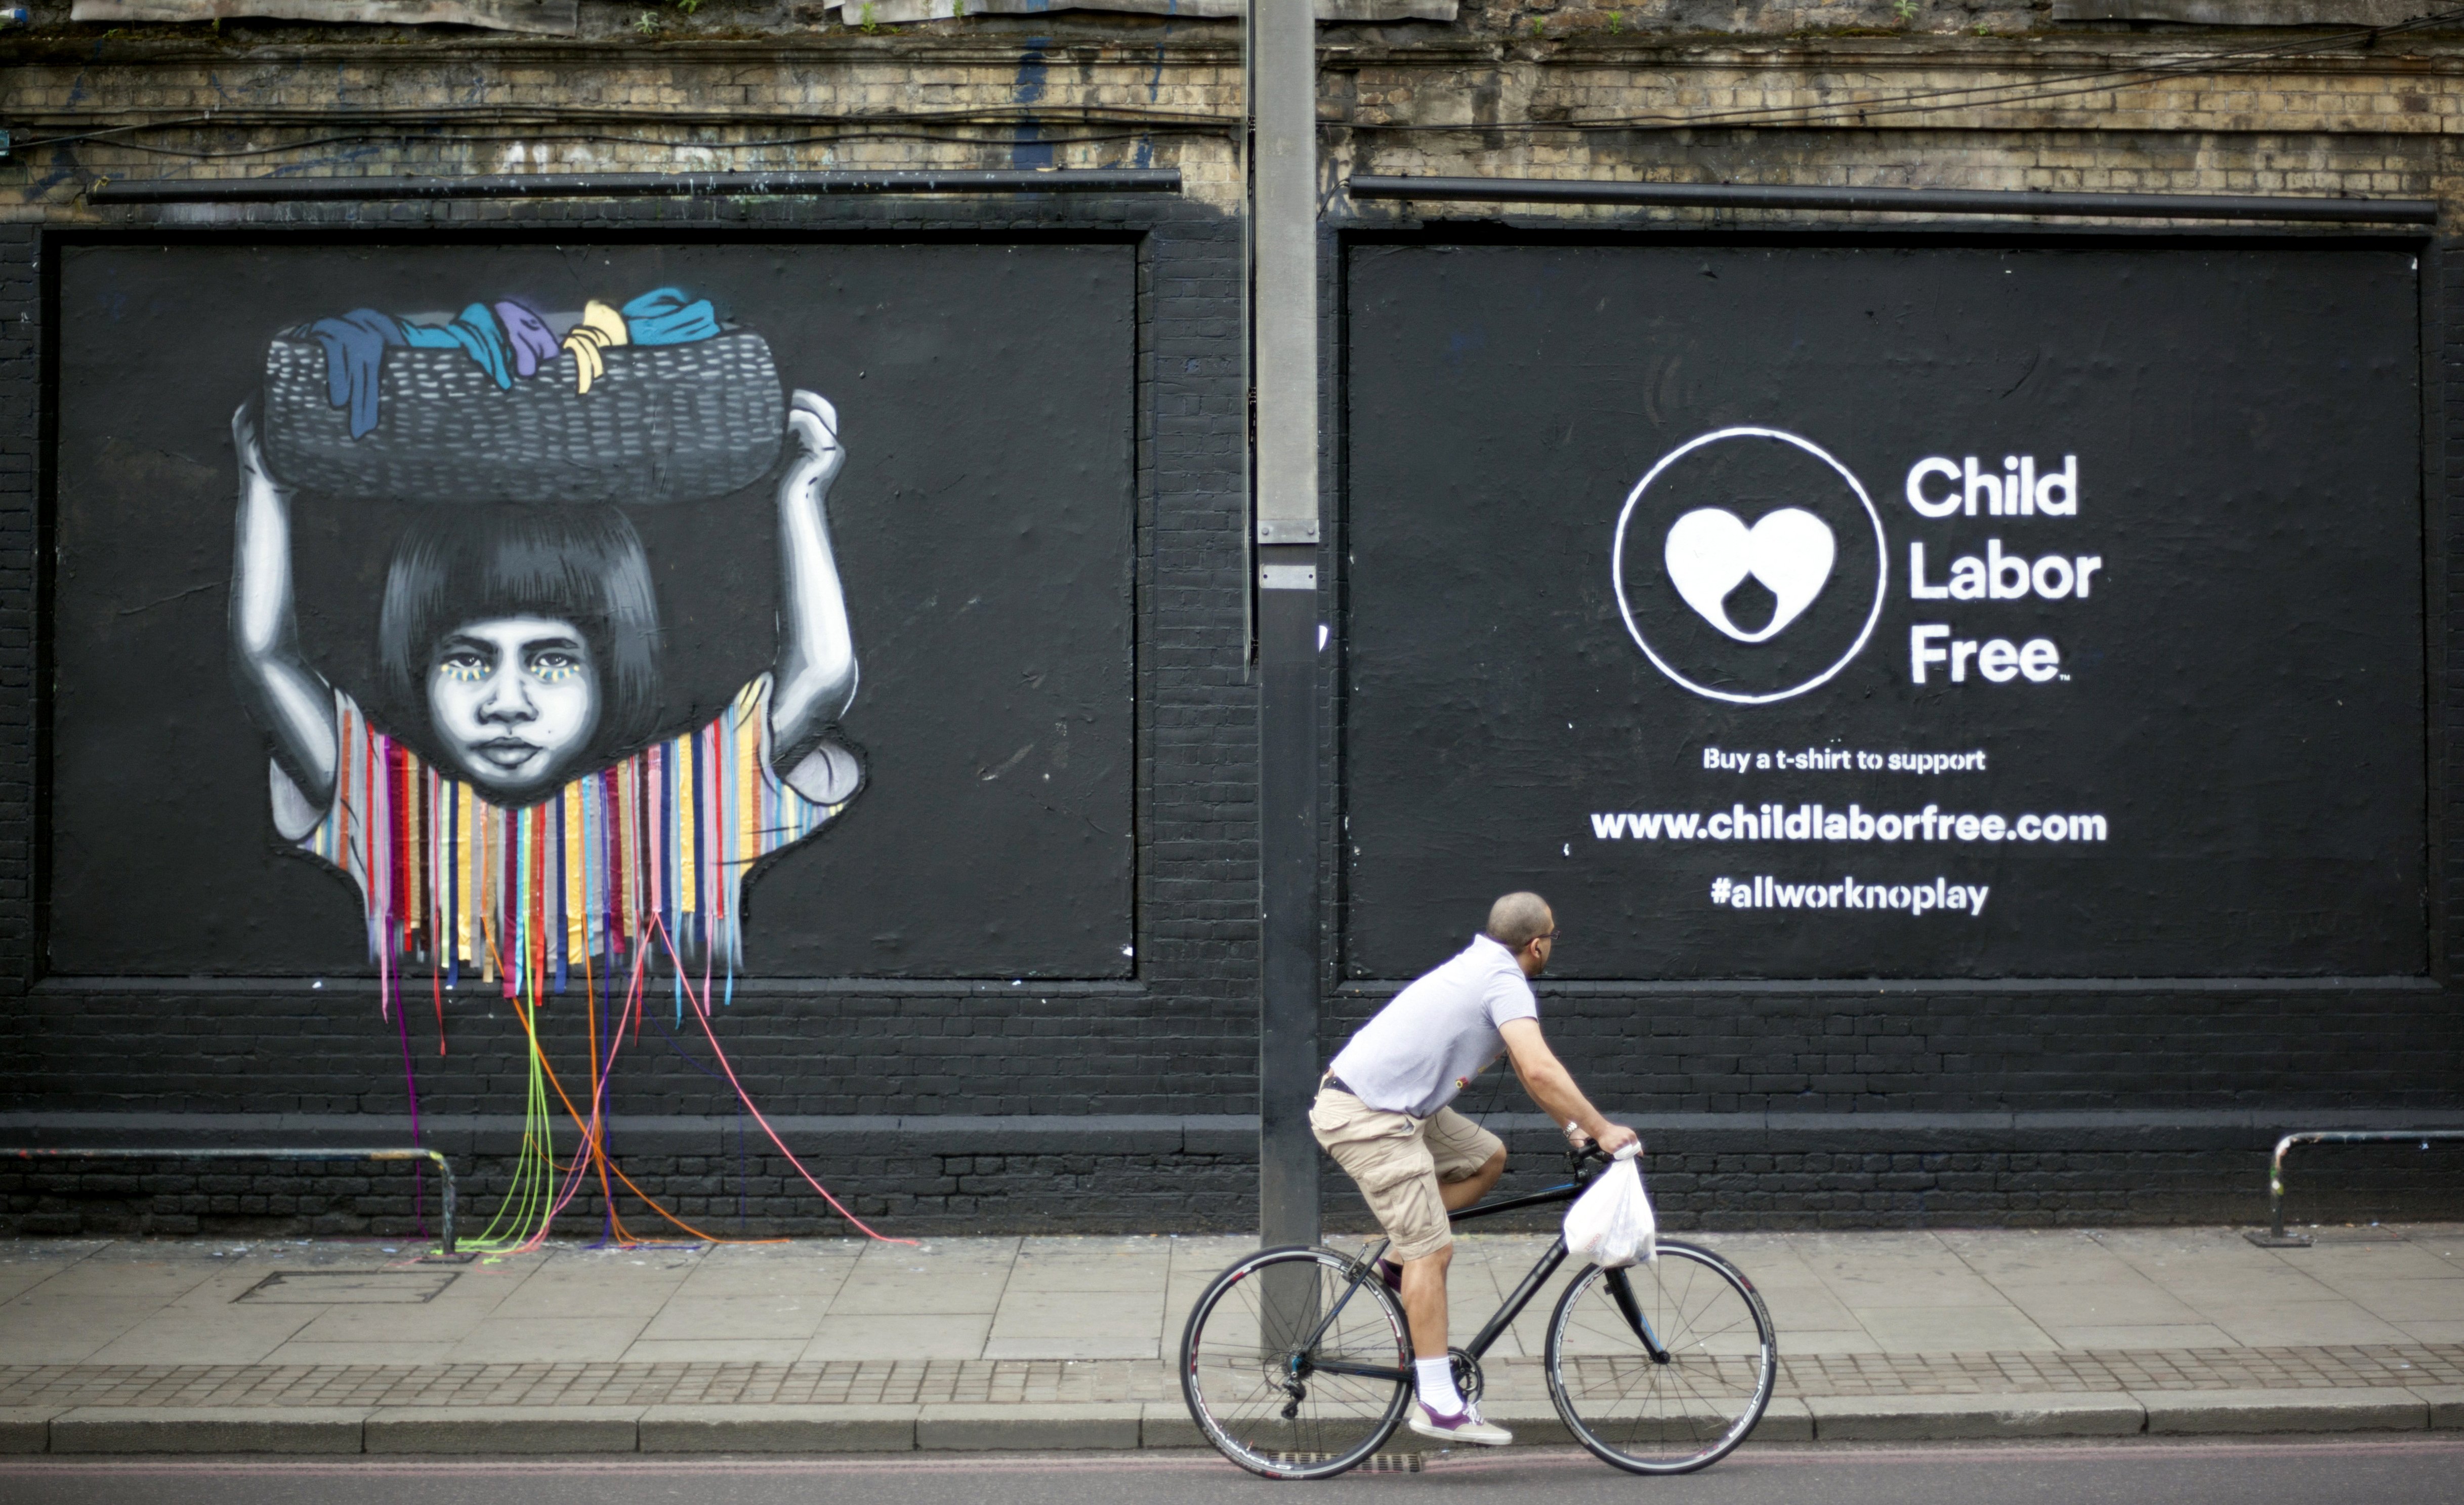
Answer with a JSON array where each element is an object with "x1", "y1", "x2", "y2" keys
[
  {"x1": 305, "y1": 675, "x2": 838, "y2": 986},
  {"x1": 304, "y1": 676, "x2": 898, "y2": 1252}
]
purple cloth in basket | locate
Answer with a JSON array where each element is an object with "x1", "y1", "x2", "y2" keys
[{"x1": 494, "y1": 300, "x2": 560, "y2": 379}]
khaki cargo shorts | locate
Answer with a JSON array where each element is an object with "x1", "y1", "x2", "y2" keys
[{"x1": 1309, "y1": 1083, "x2": 1505, "y2": 1263}]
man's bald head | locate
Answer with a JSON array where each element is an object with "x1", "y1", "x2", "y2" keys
[{"x1": 1484, "y1": 892, "x2": 1555, "y2": 950}]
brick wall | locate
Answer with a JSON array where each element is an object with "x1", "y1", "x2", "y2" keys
[{"x1": 0, "y1": 9, "x2": 2458, "y2": 1237}]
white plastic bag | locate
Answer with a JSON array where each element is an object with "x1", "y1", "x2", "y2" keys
[{"x1": 1563, "y1": 1143, "x2": 1656, "y2": 1268}]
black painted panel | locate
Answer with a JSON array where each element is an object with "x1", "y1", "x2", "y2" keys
[
  {"x1": 49, "y1": 242, "x2": 1136, "y2": 978},
  {"x1": 1346, "y1": 243, "x2": 2425, "y2": 980}
]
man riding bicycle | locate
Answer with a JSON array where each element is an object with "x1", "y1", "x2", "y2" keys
[{"x1": 1311, "y1": 891, "x2": 1639, "y2": 1448}]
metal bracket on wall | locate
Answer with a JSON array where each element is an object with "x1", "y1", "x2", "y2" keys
[
  {"x1": 1346, "y1": 175, "x2": 2438, "y2": 225},
  {"x1": 2249, "y1": 1129, "x2": 2464, "y2": 1245},
  {"x1": 1256, "y1": 518, "x2": 1319, "y2": 545},
  {"x1": 87, "y1": 168, "x2": 1183, "y2": 206},
  {"x1": 4, "y1": 1146, "x2": 467, "y2": 1259},
  {"x1": 1260, "y1": 564, "x2": 1317, "y2": 591}
]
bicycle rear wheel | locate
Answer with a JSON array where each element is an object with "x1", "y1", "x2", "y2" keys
[
  {"x1": 1180, "y1": 1245, "x2": 1414, "y2": 1480},
  {"x1": 1543, "y1": 1239, "x2": 1777, "y2": 1474}
]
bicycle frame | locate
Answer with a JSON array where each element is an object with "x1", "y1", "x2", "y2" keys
[{"x1": 1297, "y1": 1164, "x2": 1672, "y2": 1385}]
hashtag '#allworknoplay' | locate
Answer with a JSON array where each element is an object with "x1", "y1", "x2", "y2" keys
[{"x1": 1709, "y1": 877, "x2": 1732, "y2": 904}]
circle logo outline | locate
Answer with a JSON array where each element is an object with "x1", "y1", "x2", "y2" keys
[{"x1": 1611, "y1": 426, "x2": 1890, "y2": 705}]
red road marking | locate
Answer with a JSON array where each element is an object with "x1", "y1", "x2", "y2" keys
[{"x1": 5, "y1": 1437, "x2": 2462, "y2": 1479}]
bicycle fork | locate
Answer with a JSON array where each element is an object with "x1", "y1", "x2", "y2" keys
[{"x1": 1602, "y1": 1266, "x2": 1674, "y2": 1363}]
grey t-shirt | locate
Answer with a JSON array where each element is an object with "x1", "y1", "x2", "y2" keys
[{"x1": 1328, "y1": 934, "x2": 1540, "y2": 1118}]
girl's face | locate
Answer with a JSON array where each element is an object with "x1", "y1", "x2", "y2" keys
[{"x1": 428, "y1": 615, "x2": 600, "y2": 793}]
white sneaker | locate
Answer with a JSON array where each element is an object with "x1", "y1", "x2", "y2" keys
[{"x1": 1407, "y1": 1399, "x2": 1513, "y2": 1447}]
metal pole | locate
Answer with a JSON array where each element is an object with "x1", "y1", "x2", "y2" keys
[{"x1": 1251, "y1": 0, "x2": 1322, "y2": 1252}]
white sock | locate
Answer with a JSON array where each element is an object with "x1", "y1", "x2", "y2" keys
[{"x1": 1414, "y1": 1357, "x2": 1464, "y2": 1414}]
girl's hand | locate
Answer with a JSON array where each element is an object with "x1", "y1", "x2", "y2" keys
[{"x1": 783, "y1": 389, "x2": 845, "y2": 492}]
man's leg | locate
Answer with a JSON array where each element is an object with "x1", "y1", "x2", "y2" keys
[
  {"x1": 1311, "y1": 1092, "x2": 1509, "y2": 1442},
  {"x1": 1440, "y1": 1145, "x2": 1507, "y2": 1211},
  {"x1": 1403, "y1": 1141, "x2": 1499, "y2": 1353},
  {"x1": 1398, "y1": 1230, "x2": 1509, "y2": 1443},
  {"x1": 1400, "y1": 1241, "x2": 1451, "y2": 1358}
]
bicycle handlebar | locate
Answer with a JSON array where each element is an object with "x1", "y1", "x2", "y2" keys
[{"x1": 1565, "y1": 1137, "x2": 1648, "y2": 1173}]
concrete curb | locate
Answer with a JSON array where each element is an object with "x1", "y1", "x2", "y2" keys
[
  {"x1": 639, "y1": 1404, "x2": 921, "y2": 1453},
  {"x1": 48, "y1": 1407, "x2": 369, "y2": 1455},
  {"x1": 2138, "y1": 1388, "x2": 2428, "y2": 1435},
  {"x1": 914, "y1": 1404, "x2": 1143, "y2": 1451},
  {"x1": 365, "y1": 1407, "x2": 645, "y2": 1454},
  {"x1": 0, "y1": 1409, "x2": 62, "y2": 1455},
  {"x1": 10, "y1": 1389, "x2": 2463, "y2": 1453},
  {"x1": 1807, "y1": 1392, "x2": 2145, "y2": 1441},
  {"x1": 1137, "y1": 1402, "x2": 1206, "y2": 1450},
  {"x1": 2415, "y1": 1387, "x2": 2464, "y2": 1430}
]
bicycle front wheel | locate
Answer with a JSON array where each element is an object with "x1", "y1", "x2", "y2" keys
[
  {"x1": 1179, "y1": 1245, "x2": 1414, "y2": 1480},
  {"x1": 1544, "y1": 1239, "x2": 1777, "y2": 1474}
]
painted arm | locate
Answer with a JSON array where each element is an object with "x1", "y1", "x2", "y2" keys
[
  {"x1": 1500, "y1": 1018, "x2": 1639, "y2": 1154},
  {"x1": 228, "y1": 398, "x2": 338, "y2": 827},
  {"x1": 771, "y1": 389, "x2": 864, "y2": 805}
]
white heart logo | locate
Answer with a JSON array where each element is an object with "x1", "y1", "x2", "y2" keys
[{"x1": 1663, "y1": 507, "x2": 1836, "y2": 643}]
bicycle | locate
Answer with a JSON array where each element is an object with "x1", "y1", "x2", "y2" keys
[{"x1": 1178, "y1": 1144, "x2": 1777, "y2": 1480}]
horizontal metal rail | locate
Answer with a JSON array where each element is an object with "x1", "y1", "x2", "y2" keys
[
  {"x1": 4, "y1": 1147, "x2": 457, "y2": 1256},
  {"x1": 2261, "y1": 1130, "x2": 2464, "y2": 1245},
  {"x1": 1347, "y1": 174, "x2": 2438, "y2": 225},
  {"x1": 89, "y1": 168, "x2": 1182, "y2": 206}
]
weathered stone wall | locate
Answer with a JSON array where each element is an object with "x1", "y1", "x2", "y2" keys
[
  {"x1": 0, "y1": 30, "x2": 1251, "y2": 216},
  {"x1": 4, "y1": 8, "x2": 2461, "y2": 220}
]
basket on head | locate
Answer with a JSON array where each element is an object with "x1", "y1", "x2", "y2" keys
[{"x1": 260, "y1": 331, "x2": 785, "y2": 506}]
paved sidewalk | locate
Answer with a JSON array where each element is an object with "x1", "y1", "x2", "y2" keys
[{"x1": 1, "y1": 1225, "x2": 2459, "y2": 1453}]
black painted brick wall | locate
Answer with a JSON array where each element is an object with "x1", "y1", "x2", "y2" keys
[
  {"x1": 0, "y1": 211, "x2": 2458, "y2": 1238},
  {"x1": 0, "y1": 197, "x2": 1267, "y2": 1237},
  {"x1": 0, "y1": 1147, "x2": 1266, "y2": 1240},
  {"x1": 3, "y1": 987, "x2": 1264, "y2": 1116},
  {"x1": 9, "y1": 1132, "x2": 2459, "y2": 1239}
]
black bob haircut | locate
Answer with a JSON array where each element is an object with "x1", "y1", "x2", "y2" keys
[{"x1": 378, "y1": 506, "x2": 663, "y2": 776}]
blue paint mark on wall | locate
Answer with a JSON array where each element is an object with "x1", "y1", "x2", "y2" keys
[
  {"x1": 33, "y1": 145, "x2": 83, "y2": 198},
  {"x1": 1134, "y1": 10, "x2": 1172, "y2": 170},
  {"x1": 1013, "y1": 38, "x2": 1054, "y2": 171}
]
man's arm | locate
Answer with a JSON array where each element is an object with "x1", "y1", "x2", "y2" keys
[{"x1": 1499, "y1": 1018, "x2": 1639, "y2": 1154}]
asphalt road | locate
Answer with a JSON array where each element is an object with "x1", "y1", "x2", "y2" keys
[{"x1": 5, "y1": 1438, "x2": 2463, "y2": 1505}]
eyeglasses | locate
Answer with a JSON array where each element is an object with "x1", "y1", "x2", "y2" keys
[{"x1": 1534, "y1": 930, "x2": 1562, "y2": 945}]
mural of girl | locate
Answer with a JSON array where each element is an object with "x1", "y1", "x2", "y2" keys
[
  {"x1": 219, "y1": 292, "x2": 925, "y2": 1253},
  {"x1": 229, "y1": 294, "x2": 864, "y2": 992}
]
